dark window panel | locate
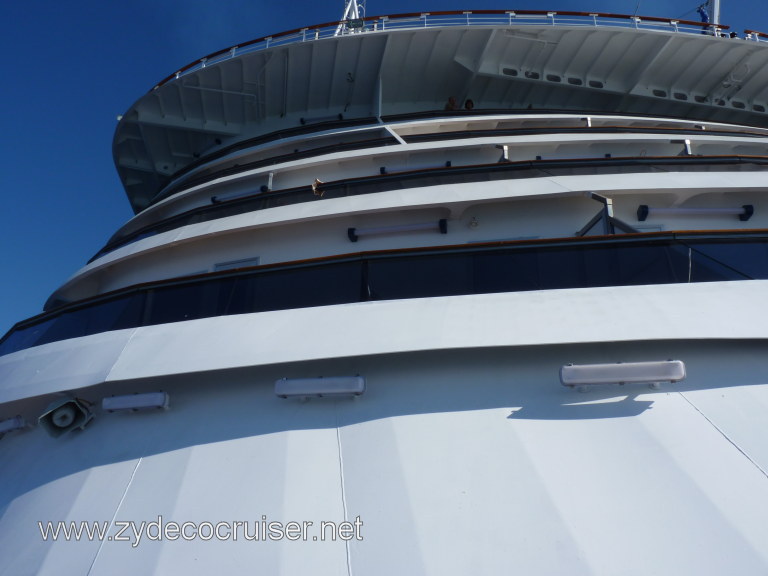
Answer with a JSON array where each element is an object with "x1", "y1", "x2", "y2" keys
[
  {"x1": 252, "y1": 262, "x2": 363, "y2": 312},
  {"x1": 368, "y1": 255, "x2": 473, "y2": 300}
]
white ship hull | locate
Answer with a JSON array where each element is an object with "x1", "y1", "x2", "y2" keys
[{"x1": 3, "y1": 10, "x2": 768, "y2": 575}]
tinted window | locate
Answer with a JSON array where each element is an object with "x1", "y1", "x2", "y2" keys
[
  {"x1": 32, "y1": 294, "x2": 145, "y2": 346},
  {"x1": 252, "y1": 262, "x2": 363, "y2": 311},
  {"x1": 474, "y1": 250, "x2": 542, "y2": 293},
  {"x1": 689, "y1": 241, "x2": 768, "y2": 281},
  {"x1": 0, "y1": 317, "x2": 57, "y2": 356},
  {"x1": 368, "y1": 255, "x2": 473, "y2": 300},
  {"x1": 615, "y1": 244, "x2": 685, "y2": 285},
  {"x1": 146, "y1": 281, "x2": 222, "y2": 325}
]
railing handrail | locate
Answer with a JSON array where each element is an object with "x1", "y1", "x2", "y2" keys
[
  {"x1": 745, "y1": 29, "x2": 768, "y2": 39},
  {"x1": 149, "y1": 9, "x2": 743, "y2": 93}
]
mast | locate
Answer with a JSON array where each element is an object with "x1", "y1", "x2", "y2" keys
[
  {"x1": 709, "y1": 0, "x2": 720, "y2": 26},
  {"x1": 335, "y1": 0, "x2": 364, "y2": 36}
]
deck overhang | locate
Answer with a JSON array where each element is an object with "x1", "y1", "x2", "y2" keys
[{"x1": 114, "y1": 21, "x2": 768, "y2": 213}]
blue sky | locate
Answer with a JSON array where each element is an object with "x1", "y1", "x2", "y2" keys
[{"x1": 1, "y1": 0, "x2": 766, "y2": 335}]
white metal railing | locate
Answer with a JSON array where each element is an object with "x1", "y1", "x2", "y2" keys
[{"x1": 152, "y1": 9, "x2": 760, "y2": 91}]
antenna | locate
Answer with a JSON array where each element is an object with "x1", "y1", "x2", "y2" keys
[
  {"x1": 341, "y1": 0, "x2": 361, "y2": 21},
  {"x1": 335, "y1": 0, "x2": 365, "y2": 36}
]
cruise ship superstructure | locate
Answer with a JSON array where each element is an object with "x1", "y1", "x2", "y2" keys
[{"x1": 3, "y1": 7, "x2": 768, "y2": 574}]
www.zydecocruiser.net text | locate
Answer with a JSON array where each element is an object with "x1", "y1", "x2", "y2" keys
[{"x1": 38, "y1": 516, "x2": 364, "y2": 547}]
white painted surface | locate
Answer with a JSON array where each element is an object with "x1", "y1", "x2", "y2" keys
[
  {"x1": 76, "y1": 166, "x2": 768, "y2": 294},
  {"x1": 2, "y1": 280, "x2": 767, "y2": 403},
  {"x1": 7, "y1": 17, "x2": 768, "y2": 576},
  {"x1": 2, "y1": 347, "x2": 768, "y2": 575}
]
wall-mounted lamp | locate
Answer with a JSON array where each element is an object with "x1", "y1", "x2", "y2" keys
[
  {"x1": 560, "y1": 360, "x2": 686, "y2": 390},
  {"x1": 102, "y1": 392, "x2": 170, "y2": 413},
  {"x1": 637, "y1": 204, "x2": 754, "y2": 221},
  {"x1": 275, "y1": 376, "x2": 365, "y2": 399},
  {"x1": 0, "y1": 416, "x2": 26, "y2": 438},
  {"x1": 348, "y1": 219, "x2": 447, "y2": 242}
]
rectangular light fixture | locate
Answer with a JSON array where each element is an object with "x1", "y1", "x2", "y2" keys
[
  {"x1": 560, "y1": 360, "x2": 686, "y2": 389},
  {"x1": 637, "y1": 204, "x2": 753, "y2": 221},
  {"x1": 102, "y1": 392, "x2": 170, "y2": 413},
  {"x1": 275, "y1": 376, "x2": 365, "y2": 399},
  {"x1": 0, "y1": 415, "x2": 26, "y2": 436},
  {"x1": 348, "y1": 219, "x2": 447, "y2": 242}
]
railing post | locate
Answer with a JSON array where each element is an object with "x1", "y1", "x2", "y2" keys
[
  {"x1": 590, "y1": 13, "x2": 598, "y2": 27},
  {"x1": 464, "y1": 11, "x2": 470, "y2": 26},
  {"x1": 506, "y1": 11, "x2": 515, "y2": 26},
  {"x1": 421, "y1": 13, "x2": 429, "y2": 28},
  {"x1": 547, "y1": 12, "x2": 556, "y2": 26}
]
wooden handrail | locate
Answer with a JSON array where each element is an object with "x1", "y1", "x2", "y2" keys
[{"x1": 745, "y1": 29, "x2": 768, "y2": 38}]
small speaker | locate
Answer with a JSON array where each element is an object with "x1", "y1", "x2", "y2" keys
[{"x1": 38, "y1": 398, "x2": 93, "y2": 438}]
